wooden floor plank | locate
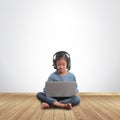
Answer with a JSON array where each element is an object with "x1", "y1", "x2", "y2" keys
[
  {"x1": 83, "y1": 96, "x2": 120, "y2": 120},
  {"x1": 81, "y1": 97, "x2": 103, "y2": 120},
  {"x1": 64, "y1": 109, "x2": 76, "y2": 120},
  {"x1": 54, "y1": 109, "x2": 65, "y2": 120},
  {"x1": 94, "y1": 96, "x2": 120, "y2": 117},
  {"x1": 102, "y1": 96, "x2": 120, "y2": 108},
  {"x1": 73, "y1": 104, "x2": 88, "y2": 120},
  {"x1": 29, "y1": 101, "x2": 44, "y2": 120},
  {"x1": 40, "y1": 109, "x2": 54, "y2": 120},
  {"x1": 83, "y1": 96, "x2": 111, "y2": 120},
  {"x1": 13, "y1": 97, "x2": 40, "y2": 120},
  {"x1": 0, "y1": 93, "x2": 120, "y2": 120},
  {"x1": 0, "y1": 96, "x2": 35, "y2": 120},
  {"x1": 0, "y1": 96, "x2": 28, "y2": 119}
]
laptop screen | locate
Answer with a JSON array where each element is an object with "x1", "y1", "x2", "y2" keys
[{"x1": 45, "y1": 81, "x2": 76, "y2": 97}]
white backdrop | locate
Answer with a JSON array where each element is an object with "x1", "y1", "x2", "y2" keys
[{"x1": 0, "y1": 0, "x2": 120, "y2": 92}]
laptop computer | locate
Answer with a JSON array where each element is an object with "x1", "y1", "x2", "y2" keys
[{"x1": 45, "y1": 81, "x2": 76, "y2": 97}]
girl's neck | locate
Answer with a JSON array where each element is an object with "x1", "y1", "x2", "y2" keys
[{"x1": 57, "y1": 70, "x2": 68, "y2": 76}]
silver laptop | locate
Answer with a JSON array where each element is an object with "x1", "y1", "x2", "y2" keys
[{"x1": 45, "y1": 81, "x2": 76, "y2": 97}]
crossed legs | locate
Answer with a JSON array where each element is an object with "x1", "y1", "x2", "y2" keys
[{"x1": 36, "y1": 92, "x2": 80, "y2": 110}]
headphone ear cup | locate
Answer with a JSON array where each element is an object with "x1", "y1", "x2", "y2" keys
[
  {"x1": 53, "y1": 59, "x2": 56, "y2": 69},
  {"x1": 67, "y1": 58, "x2": 71, "y2": 70}
]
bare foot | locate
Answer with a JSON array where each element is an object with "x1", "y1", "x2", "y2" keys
[
  {"x1": 41, "y1": 102, "x2": 50, "y2": 109},
  {"x1": 65, "y1": 103, "x2": 72, "y2": 110},
  {"x1": 53, "y1": 101, "x2": 72, "y2": 110}
]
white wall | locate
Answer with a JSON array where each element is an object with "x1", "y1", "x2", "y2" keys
[{"x1": 0, "y1": 0, "x2": 120, "y2": 93}]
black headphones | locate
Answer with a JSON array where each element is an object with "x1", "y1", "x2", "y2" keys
[{"x1": 53, "y1": 51, "x2": 71, "y2": 70}]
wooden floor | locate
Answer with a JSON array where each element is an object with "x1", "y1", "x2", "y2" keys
[{"x1": 0, "y1": 93, "x2": 120, "y2": 120}]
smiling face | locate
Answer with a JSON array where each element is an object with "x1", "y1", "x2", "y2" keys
[{"x1": 56, "y1": 58, "x2": 68, "y2": 75}]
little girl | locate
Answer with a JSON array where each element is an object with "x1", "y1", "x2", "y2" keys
[{"x1": 36, "y1": 51, "x2": 80, "y2": 110}]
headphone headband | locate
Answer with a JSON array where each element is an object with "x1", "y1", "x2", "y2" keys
[{"x1": 53, "y1": 51, "x2": 70, "y2": 59}]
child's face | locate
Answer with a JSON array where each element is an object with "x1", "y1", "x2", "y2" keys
[{"x1": 56, "y1": 59, "x2": 67, "y2": 74}]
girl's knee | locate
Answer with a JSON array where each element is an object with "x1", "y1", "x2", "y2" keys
[
  {"x1": 76, "y1": 96, "x2": 80, "y2": 103},
  {"x1": 73, "y1": 96, "x2": 80, "y2": 105},
  {"x1": 36, "y1": 92, "x2": 40, "y2": 99},
  {"x1": 36, "y1": 92, "x2": 43, "y2": 99}
]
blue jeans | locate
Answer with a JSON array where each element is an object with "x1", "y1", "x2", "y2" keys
[{"x1": 36, "y1": 92, "x2": 80, "y2": 107}]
